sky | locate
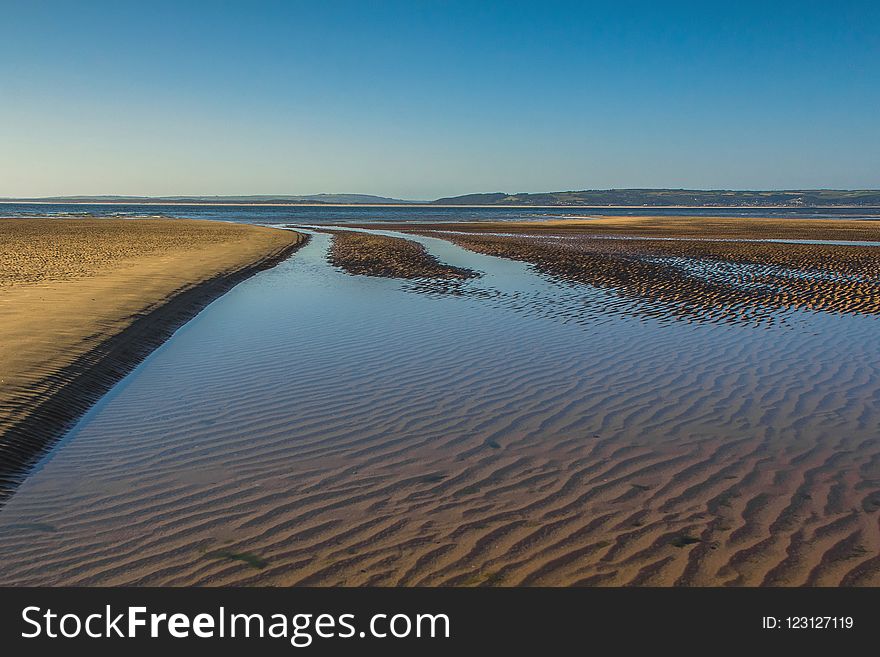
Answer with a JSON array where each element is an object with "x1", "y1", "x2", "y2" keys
[{"x1": 1, "y1": 0, "x2": 878, "y2": 199}]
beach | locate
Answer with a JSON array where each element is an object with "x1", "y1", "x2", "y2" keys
[
  {"x1": 367, "y1": 217, "x2": 880, "y2": 320},
  {"x1": 0, "y1": 216, "x2": 877, "y2": 586},
  {"x1": 356, "y1": 215, "x2": 880, "y2": 240},
  {"x1": 321, "y1": 228, "x2": 476, "y2": 279},
  {"x1": 0, "y1": 217, "x2": 305, "y2": 498}
]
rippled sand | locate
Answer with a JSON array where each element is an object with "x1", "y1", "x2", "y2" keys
[
  {"x1": 410, "y1": 232, "x2": 880, "y2": 321},
  {"x1": 0, "y1": 227, "x2": 877, "y2": 586},
  {"x1": 0, "y1": 217, "x2": 305, "y2": 500},
  {"x1": 321, "y1": 229, "x2": 476, "y2": 279}
]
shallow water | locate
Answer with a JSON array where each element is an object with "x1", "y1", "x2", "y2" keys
[
  {"x1": 3, "y1": 202, "x2": 880, "y2": 224},
  {"x1": 0, "y1": 230, "x2": 878, "y2": 586}
]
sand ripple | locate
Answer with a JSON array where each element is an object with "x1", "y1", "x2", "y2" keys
[{"x1": 0, "y1": 231, "x2": 877, "y2": 586}]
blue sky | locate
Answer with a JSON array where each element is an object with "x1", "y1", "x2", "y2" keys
[{"x1": 1, "y1": 0, "x2": 878, "y2": 198}]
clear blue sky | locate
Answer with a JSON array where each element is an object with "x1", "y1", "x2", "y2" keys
[{"x1": 1, "y1": 0, "x2": 878, "y2": 199}]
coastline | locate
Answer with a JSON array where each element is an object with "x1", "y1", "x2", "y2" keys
[
  {"x1": 320, "y1": 228, "x2": 477, "y2": 279},
  {"x1": 0, "y1": 219, "x2": 878, "y2": 586},
  {"x1": 360, "y1": 215, "x2": 880, "y2": 241},
  {"x1": 3, "y1": 201, "x2": 880, "y2": 210},
  {"x1": 0, "y1": 218, "x2": 307, "y2": 503}
]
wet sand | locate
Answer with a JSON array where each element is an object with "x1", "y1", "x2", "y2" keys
[
  {"x1": 320, "y1": 229, "x2": 476, "y2": 279},
  {"x1": 0, "y1": 225, "x2": 877, "y2": 587},
  {"x1": 0, "y1": 217, "x2": 305, "y2": 499},
  {"x1": 406, "y1": 233, "x2": 880, "y2": 320},
  {"x1": 354, "y1": 217, "x2": 880, "y2": 321},
  {"x1": 358, "y1": 215, "x2": 880, "y2": 241}
]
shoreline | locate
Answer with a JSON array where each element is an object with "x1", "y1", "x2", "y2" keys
[
  {"x1": 319, "y1": 228, "x2": 477, "y2": 279},
  {"x1": 0, "y1": 218, "x2": 307, "y2": 504},
  {"x1": 0, "y1": 219, "x2": 878, "y2": 586},
  {"x1": 359, "y1": 215, "x2": 880, "y2": 241},
  {"x1": 3, "y1": 201, "x2": 880, "y2": 210}
]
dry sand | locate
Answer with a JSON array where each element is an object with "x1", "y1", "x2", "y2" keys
[
  {"x1": 0, "y1": 217, "x2": 305, "y2": 499},
  {"x1": 364, "y1": 215, "x2": 880, "y2": 241}
]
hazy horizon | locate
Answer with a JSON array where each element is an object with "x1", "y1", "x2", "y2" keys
[{"x1": 2, "y1": 1, "x2": 878, "y2": 198}]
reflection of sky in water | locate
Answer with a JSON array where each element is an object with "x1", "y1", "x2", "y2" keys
[
  {"x1": 2, "y1": 202, "x2": 880, "y2": 224},
  {"x1": 644, "y1": 256, "x2": 873, "y2": 286},
  {"x1": 0, "y1": 229, "x2": 877, "y2": 585}
]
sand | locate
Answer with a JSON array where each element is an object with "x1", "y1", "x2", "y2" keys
[
  {"x1": 0, "y1": 227, "x2": 877, "y2": 587},
  {"x1": 360, "y1": 215, "x2": 880, "y2": 241},
  {"x1": 320, "y1": 229, "x2": 476, "y2": 279},
  {"x1": 352, "y1": 217, "x2": 880, "y2": 321},
  {"x1": 0, "y1": 217, "x2": 305, "y2": 499},
  {"x1": 410, "y1": 233, "x2": 880, "y2": 319},
  {"x1": 0, "y1": 221, "x2": 878, "y2": 587}
]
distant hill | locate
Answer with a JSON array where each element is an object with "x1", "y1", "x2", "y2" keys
[
  {"x1": 290, "y1": 194, "x2": 419, "y2": 204},
  {"x1": 431, "y1": 189, "x2": 880, "y2": 207},
  {"x1": 2, "y1": 194, "x2": 419, "y2": 205}
]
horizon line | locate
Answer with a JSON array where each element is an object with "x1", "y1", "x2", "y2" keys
[{"x1": 3, "y1": 187, "x2": 880, "y2": 202}]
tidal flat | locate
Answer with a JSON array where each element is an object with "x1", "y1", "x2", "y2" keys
[
  {"x1": 0, "y1": 216, "x2": 877, "y2": 586},
  {"x1": 0, "y1": 217, "x2": 305, "y2": 500}
]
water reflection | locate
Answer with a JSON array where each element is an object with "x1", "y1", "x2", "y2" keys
[{"x1": 0, "y1": 231, "x2": 877, "y2": 586}]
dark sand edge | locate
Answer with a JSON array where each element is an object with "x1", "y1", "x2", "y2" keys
[
  {"x1": 317, "y1": 228, "x2": 477, "y2": 280},
  {"x1": 0, "y1": 231, "x2": 309, "y2": 505},
  {"x1": 404, "y1": 231, "x2": 880, "y2": 319}
]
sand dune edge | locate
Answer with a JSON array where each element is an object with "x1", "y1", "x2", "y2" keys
[{"x1": 0, "y1": 218, "x2": 307, "y2": 503}]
